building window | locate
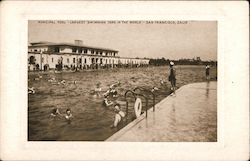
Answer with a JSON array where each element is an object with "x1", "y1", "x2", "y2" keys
[
  {"x1": 100, "y1": 52, "x2": 103, "y2": 55},
  {"x1": 34, "y1": 49, "x2": 37, "y2": 52},
  {"x1": 67, "y1": 58, "x2": 69, "y2": 63},
  {"x1": 79, "y1": 49, "x2": 82, "y2": 53},
  {"x1": 29, "y1": 56, "x2": 36, "y2": 64},
  {"x1": 52, "y1": 58, "x2": 54, "y2": 62},
  {"x1": 105, "y1": 52, "x2": 108, "y2": 56},
  {"x1": 55, "y1": 47, "x2": 60, "y2": 52},
  {"x1": 91, "y1": 50, "x2": 94, "y2": 54},
  {"x1": 84, "y1": 49, "x2": 87, "y2": 54},
  {"x1": 73, "y1": 58, "x2": 75, "y2": 63},
  {"x1": 72, "y1": 48, "x2": 77, "y2": 52},
  {"x1": 84, "y1": 58, "x2": 87, "y2": 64}
]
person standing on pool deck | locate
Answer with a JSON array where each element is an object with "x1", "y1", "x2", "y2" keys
[
  {"x1": 168, "y1": 61, "x2": 176, "y2": 95},
  {"x1": 205, "y1": 65, "x2": 210, "y2": 81}
]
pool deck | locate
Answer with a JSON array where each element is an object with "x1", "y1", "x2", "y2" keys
[{"x1": 106, "y1": 81, "x2": 217, "y2": 142}]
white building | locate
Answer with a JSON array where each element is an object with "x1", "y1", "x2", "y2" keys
[{"x1": 28, "y1": 40, "x2": 149, "y2": 71}]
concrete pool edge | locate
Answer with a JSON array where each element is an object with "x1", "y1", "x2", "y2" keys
[{"x1": 105, "y1": 81, "x2": 217, "y2": 141}]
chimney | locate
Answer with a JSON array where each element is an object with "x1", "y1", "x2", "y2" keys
[{"x1": 75, "y1": 40, "x2": 83, "y2": 46}]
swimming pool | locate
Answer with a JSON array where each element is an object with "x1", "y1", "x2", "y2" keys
[{"x1": 28, "y1": 65, "x2": 217, "y2": 141}]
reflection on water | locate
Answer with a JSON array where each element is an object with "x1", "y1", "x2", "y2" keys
[
  {"x1": 206, "y1": 81, "x2": 210, "y2": 98},
  {"x1": 28, "y1": 65, "x2": 217, "y2": 141}
]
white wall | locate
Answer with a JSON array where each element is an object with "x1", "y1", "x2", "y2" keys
[
  {"x1": 28, "y1": 52, "x2": 149, "y2": 70},
  {"x1": 60, "y1": 47, "x2": 72, "y2": 53},
  {"x1": 28, "y1": 47, "x2": 48, "y2": 52}
]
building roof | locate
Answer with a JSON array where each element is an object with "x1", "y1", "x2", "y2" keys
[{"x1": 29, "y1": 42, "x2": 118, "y2": 52}]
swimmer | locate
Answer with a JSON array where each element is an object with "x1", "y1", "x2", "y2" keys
[
  {"x1": 151, "y1": 86, "x2": 159, "y2": 92},
  {"x1": 103, "y1": 86, "x2": 112, "y2": 97},
  {"x1": 103, "y1": 96, "x2": 113, "y2": 107},
  {"x1": 48, "y1": 77, "x2": 56, "y2": 83},
  {"x1": 94, "y1": 83, "x2": 102, "y2": 96},
  {"x1": 110, "y1": 88, "x2": 118, "y2": 97},
  {"x1": 60, "y1": 80, "x2": 66, "y2": 85},
  {"x1": 104, "y1": 86, "x2": 118, "y2": 98},
  {"x1": 109, "y1": 81, "x2": 121, "y2": 89},
  {"x1": 110, "y1": 104, "x2": 125, "y2": 128},
  {"x1": 37, "y1": 74, "x2": 42, "y2": 79},
  {"x1": 50, "y1": 108, "x2": 62, "y2": 118},
  {"x1": 73, "y1": 80, "x2": 77, "y2": 84},
  {"x1": 65, "y1": 108, "x2": 73, "y2": 120},
  {"x1": 28, "y1": 87, "x2": 35, "y2": 94},
  {"x1": 160, "y1": 79, "x2": 167, "y2": 86}
]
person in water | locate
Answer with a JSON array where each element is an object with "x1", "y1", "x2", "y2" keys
[
  {"x1": 151, "y1": 86, "x2": 159, "y2": 92},
  {"x1": 110, "y1": 104, "x2": 125, "y2": 128},
  {"x1": 103, "y1": 86, "x2": 118, "y2": 98},
  {"x1": 168, "y1": 61, "x2": 176, "y2": 95},
  {"x1": 110, "y1": 88, "x2": 118, "y2": 97},
  {"x1": 65, "y1": 108, "x2": 73, "y2": 120},
  {"x1": 50, "y1": 108, "x2": 62, "y2": 118},
  {"x1": 94, "y1": 83, "x2": 102, "y2": 96},
  {"x1": 110, "y1": 81, "x2": 121, "y2": 89},
  {"x1": 28, "y1": 87, "x2": 35, "y2": 94},
  {"x1": 103, "y1": 95, "x2": 113, "y2": 107},
  {"x1": 205, "y1": 65, "x2": 210, "y2": 81}
]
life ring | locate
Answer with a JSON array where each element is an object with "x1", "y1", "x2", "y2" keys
[{"x1": 134, "y1": 98, "x2": 142, "y2": 118}]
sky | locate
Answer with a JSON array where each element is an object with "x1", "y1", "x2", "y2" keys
[{"x1": 29, "y1": 20, "x2": 217, "y2": 61}]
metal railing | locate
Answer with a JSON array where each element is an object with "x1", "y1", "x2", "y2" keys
[
  {"x1": 124, "y1": 87, "x2": 156, "y2": 119},
  {"x1": 124, "y1": 90, "x2": 149, "y2": 118}
]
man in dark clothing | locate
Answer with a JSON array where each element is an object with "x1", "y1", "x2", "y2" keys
[
  {"x1": 205, "y1": 65, "x2": 210, "y2": 80},
  {"x1": 169, "y1": 61, "x2": 176, "y2": 95}
]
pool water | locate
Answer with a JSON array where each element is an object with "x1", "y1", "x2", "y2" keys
[{"x1": 28, "y1": 65, "x2": 217, "y2": 141}]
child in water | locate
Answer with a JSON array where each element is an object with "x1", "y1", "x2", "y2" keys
[{"x1": 110, "y1": 104, "x2": 125, "y2": 128}]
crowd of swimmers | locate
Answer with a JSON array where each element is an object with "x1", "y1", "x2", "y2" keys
[
  {"x1": 28, "y1": 75, "x2": 77, "y2": 95},
  {"x1": 50, "y1": 107, "x2": 73, "y2": 122},
  {"x1": 101, "y1": 81, "x2": 125, "y2": 127},
  {"x1": 29, "y1": 62, "x2": 212, "y2": 127}
]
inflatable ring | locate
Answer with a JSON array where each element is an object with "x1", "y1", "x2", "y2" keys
[{"x1": 134, "y1": 97, "x2": 142, "y2": 118}]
